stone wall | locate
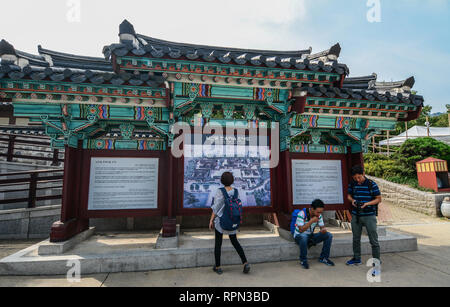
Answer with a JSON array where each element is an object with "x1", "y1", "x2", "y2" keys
[
  {"x1": 0, "y1": 161, "x2": 61, "y2": 173},
  {"x1": 367, "y1": 175, "x2": 448, "y2": 217},
  {"x1": 1, "y1": 207, "x2": 267, "y2": 240},
  {"x1": 0, "y1": 205, "x2": 60, "y2": 239}
]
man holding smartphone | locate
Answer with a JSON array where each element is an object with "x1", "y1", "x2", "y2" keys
[{"x1": 346, "y1": 165, "x2": 382, "y2": 266}]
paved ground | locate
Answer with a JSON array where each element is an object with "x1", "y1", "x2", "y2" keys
[
  {"x1": 378, "y1": 199, "x2": 447, "y2": 226},
  {"x1": 0, "y1": 202, "x2": 449, "y2": 287},
  {"x1": 0, "y1": 239, "x2": 41, "y2": 260}
]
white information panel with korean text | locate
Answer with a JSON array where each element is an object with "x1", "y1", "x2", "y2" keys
[
  {"x1": 292, "y1": 159, "x2": 344, "y2": 205},
  {"x1": 88, "y1": 157, "x2": 159, "y2": 210}
]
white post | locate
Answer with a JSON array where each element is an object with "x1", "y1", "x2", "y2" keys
[
  {"x1": 405, "y1": 122, "x2": 408, "y2": 139},
  {"x1": 387, "y1": 130, "x2": 390, "y2": 156}
]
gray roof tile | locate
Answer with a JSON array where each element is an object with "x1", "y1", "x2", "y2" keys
[
  {"x1": 0, "y1": 40, "x2": 164, "y2": 88},
  {"x1": 102, "y1": 20, "x2": 347, "y2": 74}
]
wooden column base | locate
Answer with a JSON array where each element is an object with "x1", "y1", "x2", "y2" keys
[
  {"x1": 162, "y1": 217, "x2": 177, "y2": 238},
  {"x1": 49, "y1": 218, "x2": 89, "y2": 243},
  {"x1": 277, "y1": 212, "x2": 291, "y2": 231}
]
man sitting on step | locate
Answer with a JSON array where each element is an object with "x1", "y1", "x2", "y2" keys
[{"x1": 293, "y1": 199, "x2": 334, "y2": 269}]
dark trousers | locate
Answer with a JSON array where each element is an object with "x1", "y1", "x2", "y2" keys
[
  {"x1": 351, "y1": 214, "x2": 380, "y2": 260},
  {"x1": 214, "y1": 229, "x2": 247, "y2": 267}
]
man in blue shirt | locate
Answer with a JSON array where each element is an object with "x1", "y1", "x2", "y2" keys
[{"x1": 346, "y1": 165, "x2": 382, "y2": 266}]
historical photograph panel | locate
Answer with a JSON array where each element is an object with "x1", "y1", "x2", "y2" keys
[{"x1": 183, "y1": 144, "x2": 271, "y2": 209}]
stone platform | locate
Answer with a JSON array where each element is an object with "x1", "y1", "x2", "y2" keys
[{"x1": 0, "y1": 222, "x2": 417, "y2": 276}]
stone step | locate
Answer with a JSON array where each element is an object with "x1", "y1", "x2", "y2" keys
[{"x1": 0, "y1": 226, "x2": 417, "y2": 276}]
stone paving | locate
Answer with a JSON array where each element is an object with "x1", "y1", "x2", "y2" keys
[
  {"x1": 0, "y1": 204, "x2": 448, "y2": 287},
  {"x1": 378, "y1": 200, "x2": 447, "y2": 226},
  {"x1": 0, "y1": 239, "x2": 41, "y2": 260}
]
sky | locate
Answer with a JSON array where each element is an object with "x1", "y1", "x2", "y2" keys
[{"x1": 0, "y1": 0, "x2": 449, "y2": 112}]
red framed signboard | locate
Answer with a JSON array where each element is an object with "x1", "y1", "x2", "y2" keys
[
  {"x1": 286, "y1": 152, "x2": 350, "y2": 212},
  {"x1": 79, "y1": 149, "x2": 169, "y2": 219}
]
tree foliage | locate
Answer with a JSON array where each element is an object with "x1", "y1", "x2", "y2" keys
[
  {"x1": 364, "y1": 137, "x2": 450, "y2": 192},
  {"x1": 394, "y1": 105, "x2": 448, "y2": 135},
  {"x1": 392, "y1": 137, "x2": 450, "y2": 177}
]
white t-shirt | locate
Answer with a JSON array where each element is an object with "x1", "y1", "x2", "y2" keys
[{"x1": 293, "y1": 209, "x2": 324, "y2": 237}]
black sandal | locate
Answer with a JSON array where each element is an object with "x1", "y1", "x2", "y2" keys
[{"x1": 213, "y1": 266, "x2": 223, "y2": 275}]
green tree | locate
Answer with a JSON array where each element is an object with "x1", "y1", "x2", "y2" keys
[
  {"x1": 363, "y1": 139, "x2": 450, "y2": 192},
  {"x1": 430, "y1": 113, "x2": 449, "y2": 127},
  {"x1": 394, "y1": 105, "x2": 449, "y2": 136},
  {"x1": 394, "y1": 105, "x2": 432, "y2": 135},
  {"x1": 392, "y1": 137, "x2": 450, "y2": 177}
]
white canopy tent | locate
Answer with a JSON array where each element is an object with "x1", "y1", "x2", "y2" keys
[{"x1": 380, "y1": 126, "x2": 450, "y2": 146}]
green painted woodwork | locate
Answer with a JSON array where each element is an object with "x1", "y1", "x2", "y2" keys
[
  {"x1": 83, "y1": 139, "x2": 166, "y2": 151},
  {"x1": 118, "y1": 56, "x2": 340, "y2": 85},
  {"x1": 1, "y1": 53, "x2": 418, "y2": 153}
]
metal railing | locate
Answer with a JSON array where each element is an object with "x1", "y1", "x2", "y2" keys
[
  {"x1": 0, "y1": 132, "x2": 64, "y2": 166},
  {"x1": 0, "y1": 169, "x2": 63, "y2": 209}
]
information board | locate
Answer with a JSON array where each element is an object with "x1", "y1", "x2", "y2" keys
[
  {"x1": 88, "y1": 157, "x2": 159, "y2": 210},
  {"x1": 292, "y1": 159, "x2": 343, "y2": 205},
  {"x1": 183, "y1": 134, "x2": 271, "y2": 208}
]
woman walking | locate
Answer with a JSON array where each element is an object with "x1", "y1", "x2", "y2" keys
[{"x1": 209, "y1": 172, "x2": 250, "y2": 275}]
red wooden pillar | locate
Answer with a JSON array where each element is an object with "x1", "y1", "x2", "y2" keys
[
  {"x1": 267, "y1": 148, "x2": 284, "y2": 227},
  {"x1": 162, "y1": 147, "x2": 176, "y2": 237},
  {"x1": 351, "y1": 152, "x2": 364, "y2": 171},
  {"x1": 275, "y1": 150, "x2": 292, "y2": 230},
  {"x1": 345, "y1": 146, "x2": 364, "y2": 209},
  {"x1": 50, "y1": 144, "x2": 89, "y2": 242},
  {"x1": 280, "y1": 150, "x2": 292, "y2": 214},
  {"x1": 346, "y1": 146, "x2": 364, "y2": 170}
]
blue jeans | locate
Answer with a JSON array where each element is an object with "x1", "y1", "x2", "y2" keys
[{"x1": 294, "y1": 232, "x2": 333, "y2": 262}]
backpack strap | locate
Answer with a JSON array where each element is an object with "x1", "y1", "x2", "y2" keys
[
  {"x1": 366, "y1": 179, "x2": 379, "y2": 216},
  {"x1": 220, "y1": 187, "x2": 230, "y2": 201},
  {"x1": 367, "y1": 179, "x2": 374, "y2": 198},
  {"x1": 233, "y1": 189, "x2": 238, "y2": 200},
  {"x1": 303, "y1": 208, "x2": 310, "y2": 222}
]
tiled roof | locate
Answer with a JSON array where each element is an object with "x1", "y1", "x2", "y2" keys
[
  {"x1": 341, "y1": 73, "x2": 422, "y2": 106},
  {"x1": 374, "y1": 77, "x2": 415, "y2": 92},
  {"x1": 0, "y1": 28, "x2": 424, "y2": 108},
  {"x1": 299, "y1": 84, "x2": 424, "y2": 107},
  {"x1": 38, "y1": 46, "x2": 113, "y2": 72},
  {"x1": 0, "y1": 39, "x2": 164, "y2": 88},
  {"x1": 342, "y1": 73, "x2": 378, "y2": 90},
  {"x1": 103, "y1": 20, "x2": 349, "y2": 75},
  {"x1": 0, "y1": 125, "x2": 46, "y2": 135},
  {"x1": 343, "y1": 73, "x2": 416, "y2": 93}
]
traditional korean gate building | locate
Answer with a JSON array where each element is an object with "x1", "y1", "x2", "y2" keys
[{"x1": 0, "y1": 20, "x2": 424, "y2": 242}]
